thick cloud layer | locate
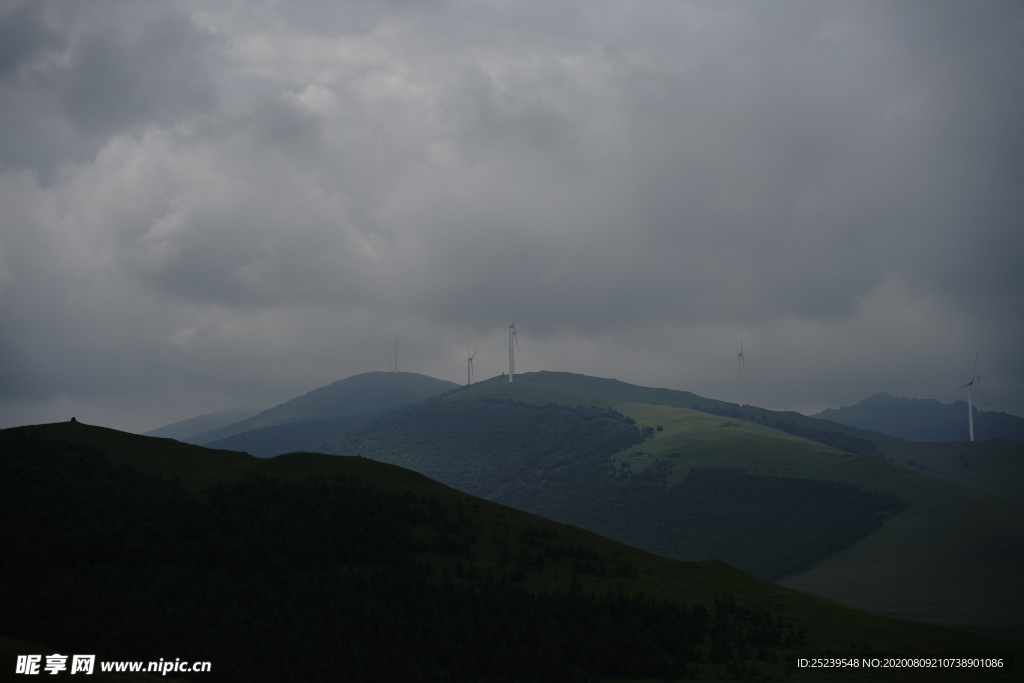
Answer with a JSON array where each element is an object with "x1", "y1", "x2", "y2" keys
[{"x1": 1, "y1": 0, "x2": 1021, "y2": 432}]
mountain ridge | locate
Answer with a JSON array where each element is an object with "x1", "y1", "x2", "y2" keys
[
  {"x1": 143, "y1": 405, "x2": 262, "y2": 443},
  {"x1": 193, "y1": 371, "x2": 459, "y2": 446},
  {"x1": 813, "y1": 392, "x2": 1024, "y2": 442}
]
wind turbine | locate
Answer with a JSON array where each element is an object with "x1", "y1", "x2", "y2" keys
[
  {"x1": 737, "y1": 334, "x2": 746, "y2": 407},
  {"x1": 466, "y1": 347, "x2": 478, "y2": 385},
  {"x1": 956, "y1": 353, "x2": 988, "y2": 442},
  {"x1": 508, "y1": 321, "x2": 520, "y2": 383}
]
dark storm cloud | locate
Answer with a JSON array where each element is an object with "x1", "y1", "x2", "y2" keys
[
  {"x1": 57, "y1": 11, "x2": 222, "y2": 134},
  {"x1": 0, "y1": 2, "x2": 60, "y2": 78},
  {"x1": 0, "y1": 0, "x2": 1021, "y2": 431}
]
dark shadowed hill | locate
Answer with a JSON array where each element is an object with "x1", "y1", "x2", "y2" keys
[
  {"x1": 194, "y1": 371, "x2": 459, "y2": 448},
  {"x1": 4, "y1": 422, "x2": 1020, "y2": 682},
  {"x1": 813, "y1": 392, "x2": 1024, "y2": 442}
]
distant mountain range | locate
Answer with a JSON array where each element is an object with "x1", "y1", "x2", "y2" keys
[
  {"x1": 143, "y1": 406, "x2": 262, "y2": 443},
  {"x1": 813, "y1": 392, "x2": 1024, "y2": 442},
  {"x1": 145, "y1": 371, "x2": 459, "y2": 451}
]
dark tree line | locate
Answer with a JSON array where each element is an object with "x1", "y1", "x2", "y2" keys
[
  {"x1": 697, "y1": 404, "x2": 881, "y2": 457},
  {"x1": 650, "y1": 468, "x2": 906, "y2": 579},
  {"x1": 506, "y1": 464, "x2": 905, "y2": 581}
]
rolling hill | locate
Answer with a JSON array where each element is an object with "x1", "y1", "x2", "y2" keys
[
  {"x1": 318, "y1": 394, "x2": 907, "y2": 582},
  {"x1": 191, "y1": 371, "x2": 459, "y2": 453},
  {"x1": 49, "y1": 368, "x2": 1024, "y2": 641},
  {"x1": 3, "y1": 421, "x2": 1021, "y2": 682},
  {"x1": 133, "y1": 369, "x2": 1024, "y2": 637},
  {"x1": 813, "y1": 392, "x2": 1024, "y2": 443}
]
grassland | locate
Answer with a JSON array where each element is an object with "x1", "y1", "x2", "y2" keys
[{"x1": 592, "y1": 402, "x2": 1024, "y2": 639}]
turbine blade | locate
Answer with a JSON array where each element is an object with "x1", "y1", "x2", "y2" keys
[{"x1": 973, "y1": 384, "x2": 989, "y2": 407}]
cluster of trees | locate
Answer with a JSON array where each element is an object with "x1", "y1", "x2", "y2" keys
[
  {"x1": 3, "y1": 428, "x2": 808, "y2": 681},
  {"x1": 513, "y1": 463, "x2": 905, "y2": 581}
]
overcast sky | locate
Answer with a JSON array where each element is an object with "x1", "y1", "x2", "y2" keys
[{"x1": 1, "y1": 0, "x2": 1022, "y2": 433}]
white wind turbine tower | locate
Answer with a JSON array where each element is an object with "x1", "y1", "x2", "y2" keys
[
  {"x1": 508, "y1": 321, "x2": 520, "y2": 383},
  {"x1": 737, "y1": 334, "x2": 746, "y2": 407},
  {"x1": 466, "y1": 347, "x2": 478, "y2": 386},
  {"x1": 956, "y1": 353, "x2": 988, "y2": 442}
]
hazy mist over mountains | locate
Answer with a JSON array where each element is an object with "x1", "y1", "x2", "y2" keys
[{"x1": 149, "y1": 370, "x2": 1024, "y2": 450}]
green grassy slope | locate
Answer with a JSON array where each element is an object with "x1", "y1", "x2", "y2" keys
[
  {"x1": 451, "y1": 372, "x2": 1024, "y2": 502},
  {"x1": 462, "y1": 372, "x2": 1022, "y2": 496},
  {"x1": 873, "y1": 438, "x2": 1024, "y2": 498},
  {"x1": 5, "y1": 422, "x2": 1021, "y2": 682},
  {"x1": 597, "y1": 402, "x2": 1024, "y2": 638}
]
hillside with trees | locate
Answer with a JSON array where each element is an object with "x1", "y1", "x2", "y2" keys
[
  {"x1": 320, "y1": 397, "x2": 906, "y2": 580},
  {"x1": 3, "y1": 423, "x2": 1019, "y2": 682},
  {"x1": 125, "y1": 370, "x2": 1024, "y2": 639}
]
